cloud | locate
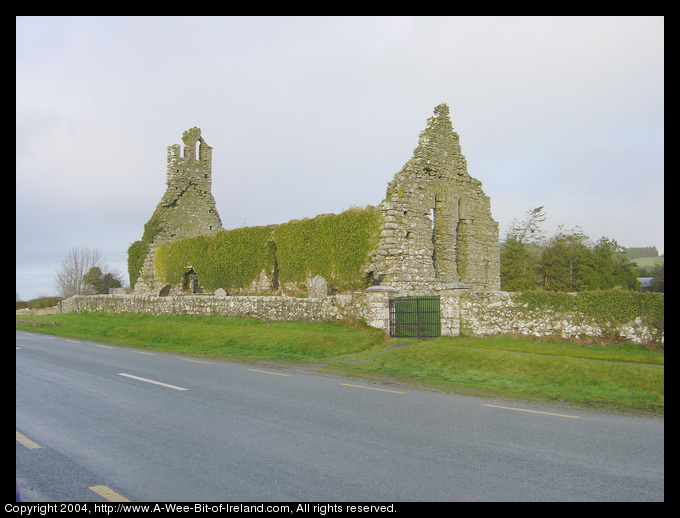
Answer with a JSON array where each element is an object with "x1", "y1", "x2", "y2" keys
[{"x1": 16, "y1": 16, "x2": 664, "y2": 300}]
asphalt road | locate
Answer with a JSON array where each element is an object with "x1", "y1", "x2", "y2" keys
[{"x1": 15, "y1": 330, "x2": 664, "y2": 502}]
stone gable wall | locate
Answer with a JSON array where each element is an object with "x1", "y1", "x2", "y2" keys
[{"x1": 366, "y1": 104, "x2": 500, "y2": 295}]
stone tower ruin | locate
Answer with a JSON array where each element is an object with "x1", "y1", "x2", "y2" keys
[
  {"x1": 366, "y1": 104, "x2": 500, "y2": 294},
  {"x1": 132, "y1": 127, "x2": 223, "y2": 294}
]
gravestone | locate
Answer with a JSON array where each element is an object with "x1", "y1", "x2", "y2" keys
[{"x1": 309, "y1": 275, "x2": 328, "y2": 298}]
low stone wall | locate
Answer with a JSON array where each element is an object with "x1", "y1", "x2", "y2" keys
[
  {"x1": 16, "y1": 306, "x2": 61, "y2": 316},
  {"x1": 459, "y1": 291, "x2": 663, "y2": 345},
  {"x1": 59, "y1": 293, "x2": 346, "y2": 323},
  {"x1": 33, "y1": 289, "x2": 661, "y2": 346}
]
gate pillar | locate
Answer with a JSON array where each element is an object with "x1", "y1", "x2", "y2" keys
[
  {"x1": 363, "y1": 286, "x2": 400, "y2": 333},
  {"x1": 435, "y1": 282, "x2": 472, "y2": 336}
]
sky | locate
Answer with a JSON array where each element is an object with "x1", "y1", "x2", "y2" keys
[{"x1": 16, "y1": 16, "x2": 664, "y2": 301}]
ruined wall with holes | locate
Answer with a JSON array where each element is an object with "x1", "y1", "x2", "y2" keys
[
  {"x1": 366, "y1": 104, "x2": 500, "y2": 295},
  {"x1": 132, "y1": 127, "x2": 223, "y2": 295}
]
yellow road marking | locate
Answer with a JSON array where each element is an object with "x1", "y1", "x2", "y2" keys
[
  {"x1": 16, "y1": 431, "x2": 41, "y2": 449},
  {"x1": 89, "y1": 485, "x2": 130, "y2": 502},
  {"x1": 67, "y1": 339, "x2": 81, "y2": 343},
  {"x1": 248, "y1": 368, "x2": 291, "y2": 377},
  {"x1": 94, "y1": 344, "x2": 114, "y2": 349},
  {"x1": 482, "y1": 404, "x2": 580, "y2": 419},
  {"x1": 182, "y1": 358, "x2": 213, "y2": 364},
  {"x1": 341, "y1": 383, "x2": 405, "y2": 394},
  {"x1": 132, "y1": 350, "x2": 156, "y2": 355}
]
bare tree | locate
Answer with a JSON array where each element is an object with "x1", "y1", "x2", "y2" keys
[{"x1": 54, "y1": 247, "x2": 104, "y2": 298}]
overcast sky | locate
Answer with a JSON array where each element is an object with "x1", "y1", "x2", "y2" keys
[{"x1": 16, "y1": 16, "x2": 664, "y2": 300}]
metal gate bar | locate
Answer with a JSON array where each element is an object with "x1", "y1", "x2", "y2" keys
[{"x1": 389, "y1": 296, "x2": 441, "y2": 338}]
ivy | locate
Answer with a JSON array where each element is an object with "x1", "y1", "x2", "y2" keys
[
  {"x1": 514, "y1": 290, "x2": 664, "y2": 332},
  {"x1": 141, "y1": 205, "x2": 164, "y2": 243},
  {"x1": 272, "y1": 206, "x2": 382, "y2": 292},
  {"x1": 151, "y1": 206, "x2": 382, "y2": 294},
  {"x1": 155, "y1": 226, "x2": 276, "y2": 292},
  {"x1": 127, "y1": 240, "x2": 149, "y2": 290}
]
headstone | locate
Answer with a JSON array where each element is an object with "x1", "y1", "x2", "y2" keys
[{"x1": 309, "y1": 276, "x2": 328, "y2": 298}]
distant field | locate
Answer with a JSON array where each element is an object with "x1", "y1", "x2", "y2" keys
[{"x1": 633, "y1": 256, "x2": 664, "y2": 269}]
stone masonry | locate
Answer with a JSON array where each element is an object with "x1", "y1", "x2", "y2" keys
[
  {"x1": 134, "y1": 127, "x2": 223, "y2": 294},
  {"x1": 366, "y1": 104, "x2": 500, "y2": 295}
]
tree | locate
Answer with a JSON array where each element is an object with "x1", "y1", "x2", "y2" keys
[
  {"x1": 501, "y1": 236, "x2": 541, "y2": 291},
  {"x1": 83, "y1": 266, "x2": 123, "y2": 294},
  {"x1": 541, "y1": 230, "x2": 641, "y2": 292},
  {"x1": 506, "y1": 206, "x2": 547, "y2": 245},
  {"x1": 54, "y1": 247, "x2": 125, "y2": 298},
  {"x1": 540, "y1": 227, "x2": 592, "y2": 291},
  {"x1": 501, "y1": 206, "x2": 547, "y2": 291},
  {"x1": 55, "y1": 247, "x2": 104, "y2": 297},
  {"x1": 591, "y1": 237, "x2": 640, "y2": 291},
  {"x1": 650, "y1": 262, "x2": 664, "y2": 292}
]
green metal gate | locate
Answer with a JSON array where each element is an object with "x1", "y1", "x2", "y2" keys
[{"x1": 389, "y1": 297, "x2": 441, "y2": 338}]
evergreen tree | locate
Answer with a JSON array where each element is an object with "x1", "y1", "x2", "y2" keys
[
  {"x1": 83, "y1": 266, "x2": 123, "y2": 294},
  {"x1": 500, "y1": 206, "x2": 546, "y2": 291},
  {"x1": 650, "y1": 263, "x2": 664, "y2": 292},
  {"x1": 500, "y1": 236, "x2": 541, "y2": 291},
  {"x1": 541, "y1": 230, "x2": 640, "y2": 292},
  {"x1": 540, "y1": 227, "x2": 592, "y2": 291}
]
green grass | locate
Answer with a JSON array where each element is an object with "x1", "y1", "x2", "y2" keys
[
  {"x1": 632, "y1": 256, "x2": 663, "y2": 269},
  {"x1": 15, "y1": 313, "x2": 382, "y2": 360},
  {"x1": 16, "y1": 313, "x2": 664, "y2": 417}
]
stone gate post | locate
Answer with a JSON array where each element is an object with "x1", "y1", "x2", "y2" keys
[
  {"x1": 362, "y1": 286, "x2": 399, "y2": 333},
  {"x1": 435, "y1": 282, "x2": 472, "y2": 336}
]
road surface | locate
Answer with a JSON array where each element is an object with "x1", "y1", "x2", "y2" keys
[{"x1": 16, "y1": 330, "x2": 664, "y2": 502}]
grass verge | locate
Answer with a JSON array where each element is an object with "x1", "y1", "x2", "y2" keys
[{"x1": 16, "y1": 313, "x2": 663, "y2": 417}]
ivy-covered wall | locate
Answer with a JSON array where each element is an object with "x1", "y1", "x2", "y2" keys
[
  {"x1": 460, "y1": 290, "x2": 664, "y2": 345},
  {"x1": 149, "y1": 206, "x2": 382, "y2": 296},
  {"x1": 272, "y1": 207, "x2": 382, "y2": 293}
]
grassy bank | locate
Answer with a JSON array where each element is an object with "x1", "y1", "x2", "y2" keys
[{"x1": 16, "y1": 313, "x2": 664, "y2": 417}]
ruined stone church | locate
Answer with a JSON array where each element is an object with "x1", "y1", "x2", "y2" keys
[{"x1": 131, "y1": 104, "x2": 500, "y2": 296}]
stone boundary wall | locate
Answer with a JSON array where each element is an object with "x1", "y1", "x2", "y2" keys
[
  {"x1": 459, "y1": 291, "x2": 663, "y2": 345},
  {"x1": 58, "y1": 294, "x2": 354, "y2": 323},
  {"x1": 21, "y1": 289, "x2": 661, "y2": 345}
]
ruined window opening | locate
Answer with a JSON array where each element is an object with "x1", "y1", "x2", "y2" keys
[
  {"x1": 430, "y1": 206, "x2": 436, "y2": 270},
  {"x1": 426, "y1": 208, "x2": 435, "y2": 229},
  {"x1": 183, "y1": 142, "x2": 197, "y2": 160},
  {"x1": 431, "y1": 194, "x2": 458, "y2": 283},
  {"x1": 183, "y1": 269, "x2": 203, "y2": 294}
]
